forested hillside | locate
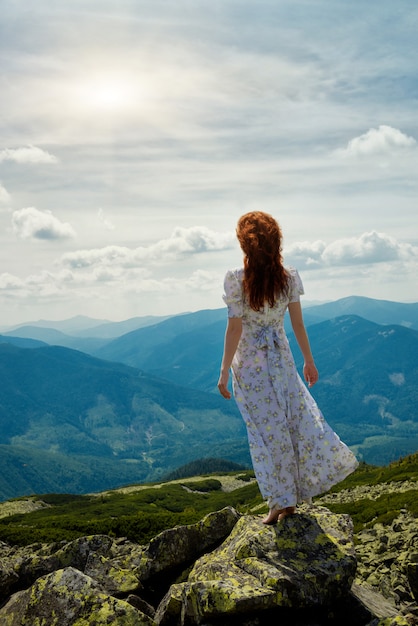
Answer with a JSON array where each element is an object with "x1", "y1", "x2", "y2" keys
[{"x1": 1, "y1": 297, "x2": 417, "y2": 500}]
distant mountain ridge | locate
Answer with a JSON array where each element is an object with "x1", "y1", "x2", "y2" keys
[
  {"x1": 0, "y1": 315, "x2": 110, "y2": 335},
  {"x1": 1, "y1": 313, "x2": 176, "y2": 339},
  {"x1": 0, "y1": 334, "x2": 46, "y2": 349},
  {"x1": 1, "y1": 313, "x2": 192, "y2": 352},
  {"x1": 75, "y1": 314, "x2": 175, "y2": 338},
  {"x1": 0, "y1": 342, "x2": 248, "y2": 500},
  {"x1": 307, "y1": 295, "x2": 418, "y2": 329},
  {"x1": 93, "y1": 308, "x2": 226, "y2": 375},
  {"x1": 2, "y1": 326, "x2": 106, "y2": 353},
  {"x1": 1, "y1": 296, "x2": 417, "y2": 501},
  {"x1": 2, "y1": 295, "x2": 417, "y2": 350}
]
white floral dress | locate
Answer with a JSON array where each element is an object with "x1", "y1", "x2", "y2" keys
[{"x1": 223, "y1": 266, "x2": 358, "y2": 510}]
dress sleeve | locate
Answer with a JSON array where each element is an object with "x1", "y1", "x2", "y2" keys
[
  {"x1": 287, "y1": 267, "x2": 304, "y2": 303},
  {"x1": 222, "y1": 270, "x2": 244, "y2": 318}
]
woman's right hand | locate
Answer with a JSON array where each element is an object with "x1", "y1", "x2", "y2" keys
[
  {"x1": 217, "y1": 370, "x2": 231, "y2": 399},
  {"x1": 303, "y1": 361, "x2": 318, "y2": 387}
]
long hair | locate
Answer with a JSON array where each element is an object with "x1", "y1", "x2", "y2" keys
[{"x1": 236, "y1": 211, "x2": 289, "y2": 311}]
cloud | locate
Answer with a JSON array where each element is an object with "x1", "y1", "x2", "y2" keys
[
  {"x1": 12, "y1": 207, "x2": 76, "y2": 241},
  {"x1": 321, "y1": 232, "x2": 400, "y2": 265},
  {"x1": 0, "y1": 273, "x2": 25, "y2": 290},
  {"x1": 0, "y1": 266, "x2": 221, "y2": 304},
  {"x1": 0, "y1": 3, "x2": 417, "y2": 322},
  {"x1": 0, "y1": 184, "x2": 11, "y2": 205},
  {"x1": 0, "y1": 269, "x2": 76, "y2": 299},
  {"x1": 0, "y1": 145, "x2": 58, "y2": 164},
  {"x1": 336, "y1": 125, "x2": 416, "y2": 157},
  {"x1": 61, "y1": 226, "x2": 235, "y2": 269},
  {"x1": 184, "y1": 269, "x2": 221, "y2": 292},
  {"x1": 286, "y1": 231, "x2": 418, "y2": 269},
  {"x1": 97, "y1": 208, "x2": 115, "y2": 231},
  {"x1": 285, "y1": 240, "x2": 327, "y2": 268}
]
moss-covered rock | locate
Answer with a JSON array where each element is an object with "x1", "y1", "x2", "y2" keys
[
  {"x1": 136, "y1": 506, "x2": 241, "y2": 581},
  {"x1": 351, "y1": 582, "x2": 403, "y2": 621},
  {"x1": 2, "y1": 534, "x2": 125, "y2": 597},
  {"x1": 365, "y1": 617, "x2": 411, "y2": 626},
  {"x1": 354, "y1": 508, "x2": 418, "y2": 612},
  {"x1": 0, "y1": 561, "x2": 19, "y2": 604},
  {"x1": 0, "y1": 505, "x2": 414, "y2": 625},
  {"x1": 155, "y1": 505, "x2": 358, "y2": 624},
  {"x1": 84, "y1": 551, "x2": 142, "y2": 596},
  {"x1": 0, "y1": 566, "x2": 154, "y2": 625}
]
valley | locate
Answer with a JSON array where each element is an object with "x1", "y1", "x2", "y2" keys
[{"x1": 0, "y1": 295, "x2": 417, "y2": 500}]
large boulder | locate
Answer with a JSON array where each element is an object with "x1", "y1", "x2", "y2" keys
[
  {"x1": 0, "y1": 566, "x2": 154, "y2": 626},
  {"x1": 0, "y1": 505, "x2": 413, "y2": 626},
  {"x1": 136, "y1": 505, "x2": 241, "y2": 582},
  {"x1": 0, "y1": 507, "x2": 240, "y2": 624},
  {"x1": 351, "y1": 582, "x2": 410, "y2": 624},
  {"x1": 155, "y1": 505, "x2": 358, "y2": 624},
  {"x1": 0, "y1": 534, "x2": 143, "y2": 602}
]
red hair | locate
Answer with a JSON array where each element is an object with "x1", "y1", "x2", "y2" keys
[{"x1": 236, "y1": 211, "x2": 289, "y2": 311}]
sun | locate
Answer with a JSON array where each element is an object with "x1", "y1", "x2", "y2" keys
[
  {"x1": 76, "y1": 74, "x2": 138, "y2": 112},
  {"x1": 90, "y1": 81, "x2": 134, "y2": 110}
]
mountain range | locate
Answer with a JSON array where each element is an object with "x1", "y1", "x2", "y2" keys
[
  {"x1": 0, "y1": 341, "x2": 248, "y2": 501},
  {"x1": 3, "y1": 295, "x2": 418, "y2": 351},
  {"x1": 0, "y1": 295, "x2": 417, "y2": 501}
]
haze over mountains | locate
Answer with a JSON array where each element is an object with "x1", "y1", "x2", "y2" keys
[{"x1": 0, "y1": 295, "x2": 417, "y2": 501}]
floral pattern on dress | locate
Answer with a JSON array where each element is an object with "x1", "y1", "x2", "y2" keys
[{"x1": 223, "y1": 266, "x2": 359, "y2": 510}]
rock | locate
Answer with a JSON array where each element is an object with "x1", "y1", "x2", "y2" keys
[
  {"x1": 351, "y1": 582, "x2": 400, "y2": 619},
  {"x1": 408, "y1": 561, "x2": 418, "y2": 602},
  {"x1": 136, "y1": 505, "x2": 241, "y2": 582},
  {"x1": 0, "y1": 566, "x2": 154, "y2": 625},
  {"x1": 317, "y1": 480, "x2": 418, "y2": 506},
  {"x1": 155, "y1": 505, "x2": 358, "y2": 624},
  {"x1": 365, "y1": 618, "x2": 411, "y2": 626},
  {"x1": 354, "y1": 509, "x2": 418, "y2": 613},
  {"x1": 0, "y1": 507, "x2": 241, "y2": 625},
  {"x1": 6, "y1": 533, "x2": 145, "y2": 607},
  {"x1": 84, "y1": 551, "x2": 143, "y2": 596},
  {"x1": 126, "y1": 593, "x2": 156, "y2": 619},
  {"x1": 0, "y1": 504, "x2": 414, "y2": 626},
  {"x1": 0, "y1": 562, "x2": 19, "y2": 604}
]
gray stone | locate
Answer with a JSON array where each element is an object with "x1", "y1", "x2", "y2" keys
[
  {"x1": 0, "y1": 504, "x2": 415, "y2": 626},
  {"x1": 137, "y1": 506, "x2": 241, "y2": 581},
  {"x1": 155, "y1": 505, "x2": 358, "y2": 624},
  {"x1": 0, "y1": 566, "x2": 154, "y2": 625}
]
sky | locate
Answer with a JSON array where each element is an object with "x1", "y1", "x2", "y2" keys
[{"x1": 1, "y1": 0, "x2": 418, "y2": 327}]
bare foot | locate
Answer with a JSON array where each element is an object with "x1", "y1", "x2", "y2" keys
[
  {"x1": 262, "y1": 509, "x2": 280, "y2": 525},
  {"x1": 262, "y1": 508, "x2": 287, "y2": 525},
  {"x1": 262, "y1": 506, "x2": 297, "y2": 525},
  {"x1": 277, "y1": 506, "x2": 296, "y2": 520}
]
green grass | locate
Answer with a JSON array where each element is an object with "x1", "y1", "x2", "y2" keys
[
  {"x1": 324, "y1": 489, "x2": 418, "y2": 534},
  {"x1": 315, "y1": 452, "x2": 418, "y2": 533},
  {"x1": 1, "y1": 452, "x2": 417, "y2": 546},
  {"x1": 322, "y1": 452, "x2": 418, "y2": 493},
  {"x1": 0, "y1": 477, "x2": 262, "y2": 546}
]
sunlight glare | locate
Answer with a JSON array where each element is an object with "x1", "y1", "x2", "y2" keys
[{"x1": 77, "y1": 75, "x2": 138, "y2": 112}]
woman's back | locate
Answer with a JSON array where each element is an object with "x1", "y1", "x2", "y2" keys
[{"x1": 223, "y1": 266, "x2": 303, "y2": 331}]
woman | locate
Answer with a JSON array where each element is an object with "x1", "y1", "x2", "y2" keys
[{"x1": 218, "y1": 211, "x2": 358, "y2": 524}]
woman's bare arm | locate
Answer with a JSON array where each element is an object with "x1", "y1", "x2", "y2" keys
[
  {"x1": 288, "y1": 301, "x2": 318, "y2": 387},
  {"x1": 218, "y1": 317, "x2": 242, "y2": 399}
]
